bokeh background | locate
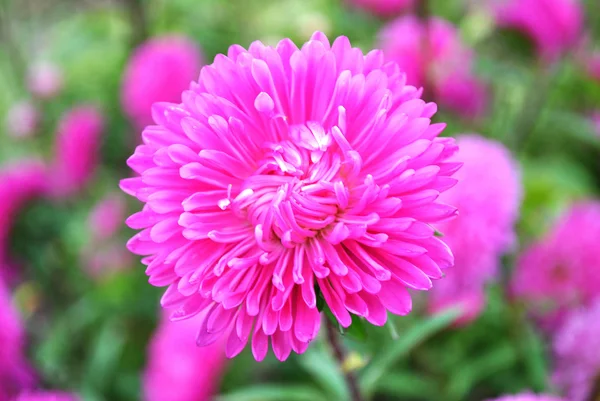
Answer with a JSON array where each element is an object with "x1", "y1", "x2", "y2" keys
[{"x1": 1, "y1": 0, "x2": 600, "y2": 400}]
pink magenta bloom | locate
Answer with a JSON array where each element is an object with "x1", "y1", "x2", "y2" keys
[
  {"x1": 486, "y1": 394, "x2": 566, "y2": 401},
  {"x1": 121, "y1": 35, "x2": 203, "y2": 129},
  {"x1": 122, "y1": 32, "x2": 460, "y2": 361},
  {"x1": 429, "y1": 135, "x2": 521, "y2": 324},
  {"x1": 5, "y1": 101, "x2": 39, "y2": 139},
  {"x1": 0, "y1": 280, "x2": 34, "y2": 399},
  {"x1": 0, "y1": 160, "x2": 47, "y2": 269},
  {"x1": 492, "y1": 0, "x2": 583, "y2": 61},
  {"x1": 378, "y1": 16, "x2": 487, "y2": 118},
  {"x1": 144, "y1": 313, "x2": 227, "y2": 401},
  {"x1": 14, "y1": 391, "x2": 79, "y2": 401},
  {"x1": 27, "y1": 61, "x2": 64, "y2": 99},
  {"x1": 552, "y1": 300, "x2": 600, "y2": 401},
  {"x1": 88, "y1": 193, "x2": 126, "y2": 241},
  {"x1": 49, "y1": 106, "x2": 103, "y2": 198},
  {"x1": 512, "y1": 202, "x2": 600, "y2": 325},
  {"x1": 346, "y1": 0, "x2": 415, "y2": 16}
]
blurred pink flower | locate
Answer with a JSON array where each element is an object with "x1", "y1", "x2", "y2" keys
[
  {"x1": 14, "y1": 391, "x2": 79, "y2": 401},
  {"x1": 121, "y1": 35, "x2": 203, "y2": 129},
  {"x1": 512, "y1": 202, "x2": 600, "y2": 326},
  {"x1": 492, "y1": 0, "x2": 583, "y2": 61},
  {"x1": 27, "y1": 61, "x2": 64, "y2": 99},
  {"x1": 346, "y1": 0, "x2": 414, "y2": 16},
  {"x1": 587, "y1": 52, "x2": 600, "y2": 81},
  {"x1": 88, "y1": 193, "x2": 126, "y2": 241},
  {"x1": 144, "y1": 313, "x2": 227, "y2": 401},
  {"x1": 122, "y1": 32, "x2": 460, "y2": 361},
  {"x1": 5, "y1": 101, "x2": 39, "y2": 139},
  {"x1": 592, "y1": 112, "x2": 600, "y2": 135},
  {"x1": 486, "y1": 394, "x2": 565, "y2": 401},
  {"x1": 378, "y1": 16, "x2": 487, "y2": 118},
  {"x1": 49, "y1": 106, "x2": 104, "y2": 198},
  {"x1": 0, "y1": 160, "x2": 47, "y2": 270},
  {"x1": 0, "y1": 280, "x2": 34, "y2": 399},
  {"x1": 552, "y1": 300, "x2": 600, "y2": 401},
  {"x1": 84, "y1": 244, "x2": 133, "y2": 279},
  {"x1": 429, "y1": 135, "x2": 521, "y2": 324}
]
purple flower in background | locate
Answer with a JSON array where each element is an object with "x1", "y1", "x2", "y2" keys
[
  {"x1": 486, "y1": 394, "x2": 566, "y2": 401},
  {"x1": 347, "y1": 0, "x2": 415, "y2": 16},
  {"x1": 512, "y1": 202, "x2": 600, "y2": 327},
  {"x1": 0, "y1": 160, "x2": 47, "y2": 272},
  {"x1": 591, "y1": 112, "x2": 600, "y2": 136},
  {"x1": 144, "y1": 313, "x2": 227, "y2": 401},
  {"x1": 27, "y1": 61, "x2": 64, "y2": 99},
  {"x1": 378, "y1": 16, "x2": 487, "y2": 118},
  {"x1": 491, "y1": 0, "x2": 583, "y2": 61},
  {"x1": 429, "y1": 135, "x2": 521, "y2": 324},
  {"x1": 88, "y1": 193, "x2": 126, "y2": 241},
  {"x1": 121, "y1": 35, "x2": 203, "y2": 129},
  {"x1": 0, "y1": 280, "x2": 34, "y2": 399},
  {"x1": 552, "y1": 300, "x2": 600, "y2": 401},
  {"x1": 14, "y1": 391, "x2": 79, "y2": 401},
  {"x1": 122, "y1": 31, "x2": 460, "y2": 361},
  {"x1": 5, "y1": 101, "x2": 39, "y2": 139},
  {"x1": 49, "y1": 106, "x2": 104, "y2": 198}
]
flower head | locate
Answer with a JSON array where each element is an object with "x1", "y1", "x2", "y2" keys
[
  {"x1": 346, "y1": 0, "x2": 415, "y2": 16},
  {"x1": 378, "y1": 16, "x2": 487, "y2": 118},
  {"x1": 15, "y1": 391, "x2": 79, "y2": 401},
  {"x1": 144, "y1": 313, "x2": 227, "y2": 401},
  {"x1": 512, "y1": 202, "x2": 600, "y2": 326},
  {"x1": 491, "y1": 0, "x2": 583, "y2": 61},
  {"x1": 429, "y1": 135, "x2": 521, "y2": 324},
  {"x1": 49, "y1": 106, "x2": 104, "y2": 198},
  {"x1": 486, "y1": 394, "x2": 565, "y2": 401},
  {"x1": 5, "y1": 101, "x2": 39, "y2": 139},
  {"x1": 27, "y1": 61, "x2": 64, "y2": 99},
  {"x1": 121, "y1": 35, "x2": 203, "y2": 129},
  {"x1": 552, "y1": 300, "x2": 600, "y2": 401},
  {"x1": 0, "y1": 279, "x2": 34, "y2": 399},
  {"x1": 122, "y1": 32, "x2": 460, "y2": 361}
]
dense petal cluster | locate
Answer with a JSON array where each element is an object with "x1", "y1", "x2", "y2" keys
[
  {"x1": 429, "y1": 135, "x2": 521, "y2": 324},
  {"x1": 121, "y1": 35, "x2": 203, "y2": 129},
  {"x1": 144, "y1": 313, "x2": 227, "y2": 401},
  {"x1": 486, "y1": 394, "x2": 565, "y2": 401},
  {"x1": 0, "y1": 280, "x2": 33, "y2": 399},
  {"x1": 122, "y1": 32, "x2": 460, "y2": 360},
  {"x1": 378, "y1": 16, "x2": 487, "y2": 118},
  {"x1": 50, "y1": 106, "x2": 104, "y2": 198},
  {"x1": 5, "y1": 101, "x2": 39, "y2": 139},
  {"x1": 347, "y1": 0, "x2": 414, "y2": 16},
  {"x1": 0, "y1": 160, "x2": 47, "y2": 272},
  {"x1": 512, "y1": 202, "x2": 600, "y2": 325},
  {"x1": 552, "y1": 300, "x2": 600, "y2": 401},
  {"x1": 491, "y1": 0, "x2": 583, "y2": 61},
  {"x1": 14, "y1": 391, "x2": 79, "y2": 401}
]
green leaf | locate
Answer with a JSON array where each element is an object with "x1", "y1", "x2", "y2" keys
[
  {"x1": 298, "y1": 343, "x2": 350, "y2": 400},
  {"x1": 376, "y1": 371, "x2": 440, "y2": 400},
  {"x1": 216, "y1": 385, "x2": 328, "y2": 401},
  {"x1": 360, "y1": 308, "x2": 461, "y2": 396},
  {"x1": 341, "y1": 314, "x2": 368, "y2": 342}
]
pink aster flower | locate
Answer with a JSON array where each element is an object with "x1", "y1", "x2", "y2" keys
[
  {"x1": 378, "y1": 16, "x2": 487, "y2": 118},
  {"x1": 429, "y1": 135, "x2": 521, "y2": 324},
  {"x1": 346, "y1": 0, "x2": 415, "y2": 16},
  {"x1": 0, "y1": 280, "x2": 34, "y2": 399},
  {"x1": 88, "y1": 193, "x2": 126, "y2": 241},
  {"x1": 491, "y1": 0, "x2": 583, "y2": 61},
  {"x1": 14, "y1": 391, "x2": 79, "y2": 401},
  {"x1": 512, "y1": 202, "x2": 600, "y2": 326},
  {"x1": 486, "y1": 394, "x2": 565, "y2": 401},
  {"x1": 122, "y1": 32, "x2": 460, "y2": 361},
  {"x1": 0, "y1": 160, "x2": 47, "y2": 271},
  {"x1": 121, "y1": 35, "x2": 203, "y2": 130},
  {"x1": 5, "y1": 101, "x2": 39, "y2": 139},
  {"x1": 144, "y1": 313, "x2": 227, "y2": 401},
  {"x1": 49, "y1": 106, "x2": 103, "y2": 198},
  {"x1": 552, "y1": 300, "x2": 600, "y2": 401},
  {"x1": 27, "y1": 61, "x2": 64, "y2": 99}
]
